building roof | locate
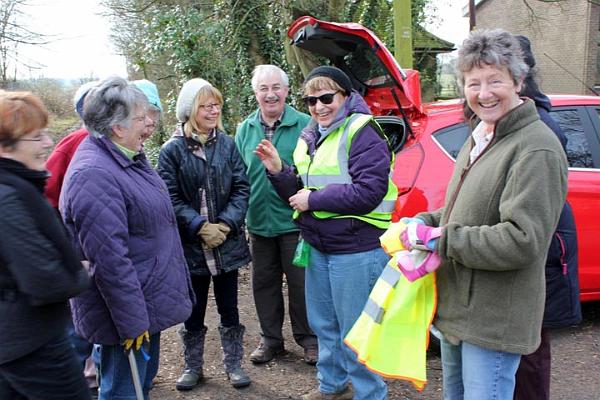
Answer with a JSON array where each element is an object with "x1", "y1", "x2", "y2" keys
[{"x1": 414, "y1": 25, "x2": 456, "y2": 53}]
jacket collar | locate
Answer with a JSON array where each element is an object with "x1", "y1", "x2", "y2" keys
[
  {"x1": 94, "y1": 135, "x2": 141, "y2": 168},
  {"x1": 494, "y1": 98, "x2": 540, "y2": 140},
  {"x1": 468, "y1": 98, "x2": 540, "y2": 142},
  {"x1": 300, "y1": 90, "x2": 372, "y2": 146},
  {"x1": 249, "y1": 104, "x2": 299, "y2": 128}
]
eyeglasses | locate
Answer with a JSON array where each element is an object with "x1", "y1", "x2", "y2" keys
[
  {"x1": 302, "y1": 91, "x2": 340, "y2": 107},
  {"x1": 18, "y1": 130, "x2": 52, "y2": 142},
  {"x1": 198, "y1": 103, "x2": 221, "y2": 112}
]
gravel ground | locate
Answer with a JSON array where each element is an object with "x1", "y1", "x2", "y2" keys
[{"x1": 149, "y1": 267, "x2": 600, "y2": 399}]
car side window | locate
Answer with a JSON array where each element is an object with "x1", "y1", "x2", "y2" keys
[
  {"x1": 432, "y1": 123, "x2": 470, "y2": 159},
  {"x1": 549, "y1": 109, "x2": 594, "y2": 168}
]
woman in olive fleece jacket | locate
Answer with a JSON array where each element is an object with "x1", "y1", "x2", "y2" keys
[
  {"x1": 405, "y1": 29, "x2": 570, "y2": 400},
  {"x1": 418, "y1": 98, "x2": 568, "y2": 355}
]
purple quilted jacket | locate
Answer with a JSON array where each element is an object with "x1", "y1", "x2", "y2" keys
[{"x1": 60, "y1": 136, "x2": 194, "y2": 345}]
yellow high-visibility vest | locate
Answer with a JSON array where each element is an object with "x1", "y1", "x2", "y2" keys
[
  {"x1": 293, "y1": 113, "x2": 398, "y2": 229},
  {"x1": 344, "y1": 222, "x2": 437, "y2": 391}
]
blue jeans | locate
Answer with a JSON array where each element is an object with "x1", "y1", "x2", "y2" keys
[
  {"x1": 441, "y1": 336, "x2": 522, "y2": 400},
  {"x1": 97, "y1": 333, "x2": 160, "y2": 400},
  {"x1": 305, "y1": 247, "x2": 389, "y2": 400}
]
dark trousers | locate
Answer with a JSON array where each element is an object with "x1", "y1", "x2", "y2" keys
[
  {"x1": 514, "y1": 329, "x2": 551, "y2": 400},
  {"x1": 0, "y1": 334, "x2": 91, "y2": 400},
  {"x1": 185, "y1": 269, "x2": 240, "y2": 331},
  {"x1": 250, "y1": 232, "x2": 316, "y2": 348}
]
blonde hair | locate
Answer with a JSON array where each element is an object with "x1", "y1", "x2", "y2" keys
[
  {"x1": 302, "y1": 76, "x2": 345, "y2": 97},
  {"x1": 0, "y1": 91, "x2": 48, "y2": 147},
  {"x1": 184, "y1": 85, "x2": 224, "y2": 136}
]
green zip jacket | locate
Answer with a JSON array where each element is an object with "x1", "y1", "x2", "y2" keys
[
  {"x1": 418, "y1": 99, "x2": 568, "y2": 355},
  {"x1": 235, "y1": 105, "x2": 310, "y2": 237}
]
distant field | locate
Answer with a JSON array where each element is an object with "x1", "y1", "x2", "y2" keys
[
  {"x1": 438, "y1": 72, "x2": 458, "y2": 99},
  {"x1": 49, "y1": 115, "x2": 79, "y2": 142}
]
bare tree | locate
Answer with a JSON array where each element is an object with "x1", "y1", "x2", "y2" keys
[{"x1": 0, "y1": 0, "x2": 50, "y2": 86}]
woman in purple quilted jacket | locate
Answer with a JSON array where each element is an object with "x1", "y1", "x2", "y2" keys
[{"x1": 60, "y1": 77, "x2": 194, "y2": 400}]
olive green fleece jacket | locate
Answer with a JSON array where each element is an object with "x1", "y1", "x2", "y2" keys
[
  {"x1": 235, "y1": 105, "x2": 310, "y2": 237},
  {"x1": 417, "y1": 99, "x2": 568, "y2": 355}
]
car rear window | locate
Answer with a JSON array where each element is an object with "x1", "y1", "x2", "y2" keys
[{"x1": 343, "y1": 43, "x2": 394, "y2": 88}]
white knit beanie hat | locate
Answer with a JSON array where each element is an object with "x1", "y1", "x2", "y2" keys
[{"x1": 176, "y1": 78, "x2": 212, "y2": 123}]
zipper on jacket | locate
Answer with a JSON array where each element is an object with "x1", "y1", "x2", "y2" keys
[
  {"x1": 443, "y1": 135, "x2": 496, "y2": 224},
  {"x1": 556, "y1": 232, "x2": 568, "y2": 275},
  {"x1": 443, "y1": 166, "x2": 469, "y2": 225},
  {"x1": 203, "y1": 138, "x2": 223, "y2": 269}
]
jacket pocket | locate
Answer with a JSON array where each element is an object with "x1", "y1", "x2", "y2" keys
[{"x1": 458, "y1": 263, "x2": 473, "y2": 307}]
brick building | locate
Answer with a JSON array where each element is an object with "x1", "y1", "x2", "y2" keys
[{"x1": 471, "y1": 0, "x2": 599, "y2": 95}]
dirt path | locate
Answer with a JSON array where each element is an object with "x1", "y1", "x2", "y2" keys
[{"x1": 150, "y1": 267, "x2": 600, "y2": 399}]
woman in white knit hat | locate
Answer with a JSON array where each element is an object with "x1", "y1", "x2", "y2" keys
[{"x1": 157, "y1": 78, "x2": 252, "y2": 390}]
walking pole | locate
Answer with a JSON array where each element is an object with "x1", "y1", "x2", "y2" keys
[{"x1": 126, "y1": 348, "x2": 145, "y2": 400}]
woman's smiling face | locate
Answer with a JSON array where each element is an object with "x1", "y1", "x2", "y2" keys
[
  {"x1": 1, "y1": 129, "x2": 53, "y2": 171},
  {"x1": 306, "y1": 89, "x2": 346, "y2": 129},
  {"x1": 463, "y1": 64, "x2": 522, "y2": 126}
]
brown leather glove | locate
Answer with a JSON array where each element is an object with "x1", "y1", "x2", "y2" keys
[{"x1": 197, "y1": 222, "x2": 227, "y2": 249}]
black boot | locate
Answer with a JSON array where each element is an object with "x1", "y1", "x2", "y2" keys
[
  {"x1": 218, "y1": 324, "x2": 251, "y2": 388},
  {"x1": 176, "y1": 326, "x2": 207, "y2": 391}
]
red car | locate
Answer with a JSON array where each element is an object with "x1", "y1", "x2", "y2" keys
[{"x1": 288, "y1": 17, "x2": 600, "y2": 302}]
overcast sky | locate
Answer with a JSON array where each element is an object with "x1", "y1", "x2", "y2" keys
[
  {"x1": 18, "y1": 0, "x2": 127, "y2": 81},
  {"x1": 425, "y1": 0, "x2": 470, "y2": 48},
  {"x1": 17, "y1": 0, "x2": 468, "y2": 81}
]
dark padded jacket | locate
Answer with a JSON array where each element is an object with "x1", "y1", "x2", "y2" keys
[
  {"x1": 157, "y1": 129, "x2": 251, "y2": 275},
  {"x1": 527, "y1": 86, "x2": 582, "y2": 328},
  {"x1": 0, "y1": 160, "x2": 88, "y2": 363}
]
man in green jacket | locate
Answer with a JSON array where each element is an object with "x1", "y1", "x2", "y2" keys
[{"x1": 235, "y1": 65, "x2": 317, "y2": 365}]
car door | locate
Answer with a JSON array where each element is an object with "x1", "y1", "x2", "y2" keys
[{"x1": 550, "y1": 105, "x2": 600, "y2": 301}]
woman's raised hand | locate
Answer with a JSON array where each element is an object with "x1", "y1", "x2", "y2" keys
[{"x1": 254, "y1": 139, "x2": 283, "y2": 174}]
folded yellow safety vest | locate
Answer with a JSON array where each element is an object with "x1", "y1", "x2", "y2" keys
[{"x1": 344, "y1": 221, "x2": 437, "y2": 391}]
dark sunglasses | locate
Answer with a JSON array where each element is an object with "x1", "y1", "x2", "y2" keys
[{"x1": 302, "y1": 91, "x2": 340, "y2": 106}]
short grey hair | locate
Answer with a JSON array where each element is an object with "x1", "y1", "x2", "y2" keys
[
  {"x1": 83, "y1": 76, "x2": 149, "y2": 138},
  {"x1": 251, "y1": 64, "x2": 289, "y2": 90},
  {"x1": 456, "y1": 29, "x2": 529, "y2": 90}
]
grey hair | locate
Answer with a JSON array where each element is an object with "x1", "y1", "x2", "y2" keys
[
  {"x1": 82, "y1": 76, "x2": 149, "y2": 138},
  {"x1": 251, "y1": 64, "x2": 289, "y2": 90},
  {"x1": 456, "y1": 29, "x2": 529, "y2": 91}
]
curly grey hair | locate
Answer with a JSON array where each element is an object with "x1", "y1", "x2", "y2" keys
[
  {"x1": 83, "y1": 76, "x2": 148, "y2": 138},
  {"x1": 456, "y1": 29, "x2": 529, "y2": 91}
]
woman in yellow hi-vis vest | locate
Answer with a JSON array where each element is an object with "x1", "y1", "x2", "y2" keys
[{"x1": 255, "y1": 66, "x2": 397, "y2": 400}]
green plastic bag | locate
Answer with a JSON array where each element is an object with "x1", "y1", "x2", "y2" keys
[{"x1": 292, "y1": 238, "x2": 311, "y2": 268}]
